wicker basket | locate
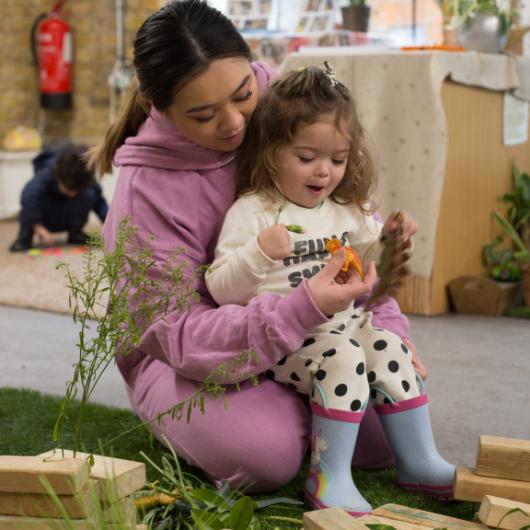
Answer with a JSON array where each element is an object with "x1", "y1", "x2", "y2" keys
[{"x1": 448, "y1": 275, "x2": 519, "y2": 316}]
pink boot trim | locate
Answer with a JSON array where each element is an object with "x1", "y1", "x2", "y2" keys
[
  {"x1": 311, "y1": 402, "x2": 364, "y2": 423},
  {"x1": 303, "y1": 489, "x2": 372, "y2": 517},
  {"x1": 398, "y1": 480, "x2": 454, "y2": 499},
  {"x1": 373, "y1": 393, "x2": 428, "y2": 415}
]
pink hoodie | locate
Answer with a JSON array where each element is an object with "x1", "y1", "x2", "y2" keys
[{"x1": 103, "y1": 61, "x2": 408, "y2": 390}]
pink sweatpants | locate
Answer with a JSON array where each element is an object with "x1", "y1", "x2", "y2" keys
[{"x1": 127, "y1": 358, "x2": 394, "y2": 493}]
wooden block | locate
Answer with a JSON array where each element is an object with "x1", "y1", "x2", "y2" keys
[
  {"x1": 102, "y1": 496, "x2": 136, "y2": 525},
  {"x1": 0, "y1": 515, "x2": 94, "y2": 529},
  {"x1": 358, "y1": 514, "x2": 433, "y2": 530},
  {"x1": 373, "y1": 503, "x2": 488, "y2": 530},
  {"x1": 477, "y1": 495, "x2": 530, "y2": 530},
  {"x1": 303, "y1": 508, "x2": 361, "y2": 530},
  {"x1": 0, "y1": 481, "x2": 96, "y2": 519},
  {"x1": 476, "y1": 436, "x2": 530, "y2": 482},
  {"x1": 37, "y1": 450, "x2": 146, "y2": 502},
  {"x1": 0, "y1": 455, "x2": 89, "y2": 495},
  {"x1": 454, "y1": 467, "x2": 530, "y2": 503}
]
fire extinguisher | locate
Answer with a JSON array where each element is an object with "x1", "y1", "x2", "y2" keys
[{"x1": 31, "y1": 0, "x2": 72, "y2": 109}]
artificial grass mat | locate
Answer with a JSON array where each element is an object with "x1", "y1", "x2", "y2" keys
[{"x1": 0, "y1": 387, "x2": 478, "y2": 527}]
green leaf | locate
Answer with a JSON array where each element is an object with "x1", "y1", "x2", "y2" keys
[
  {"x1": 254, "y1": 497, "x2": 304, "y2": 509},
  {"x1": 191, "y1": 488, "x2": 229, "y2": 511},
  {"x1": 227, "y1": 496, "x2": 256, "y2": 530},
  {"x1": 191, "y1": 507, "x2": 225, "y2": 529},
  {"x1": 365, "y1": 525, "x2": 398, "y2": 530}
]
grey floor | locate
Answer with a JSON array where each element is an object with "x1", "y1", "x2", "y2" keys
[{"x1": 1, "y1": 304, "x2": 529, "y2": 467}]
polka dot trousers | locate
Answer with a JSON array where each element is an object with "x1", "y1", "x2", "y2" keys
[{"x1": 268, "y1": 310, "x2": 422, "y2": 412}]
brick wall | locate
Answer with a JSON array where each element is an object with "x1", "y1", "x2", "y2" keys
[{"x1": 0, "y1": 0, "x2": 160, "y2": 147}]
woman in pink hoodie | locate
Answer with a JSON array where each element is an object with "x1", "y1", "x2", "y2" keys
[{"x1": 90, "y1": 0, "x2": 426, "y2": 493}]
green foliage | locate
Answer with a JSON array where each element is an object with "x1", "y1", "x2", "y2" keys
[
  {"x1": 52, "y1": 218, "x2": 206, "y2": 452},
  {"x1": 448, "y1": 0, "x2": 516, "y2": 33},
  {"x1": 135, "y1": 439, "x2": 304, "y2": 529},
  {"x1": 484, "y1": 163, "x2": 530, "y2": 281},
  {"x1": 349, "y1": 0, "x2": 367, "y2": 5}
]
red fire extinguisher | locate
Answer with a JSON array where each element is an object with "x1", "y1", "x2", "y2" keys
[{"x1": 31, "y1": 0, "x2": 72, "y2": 109}]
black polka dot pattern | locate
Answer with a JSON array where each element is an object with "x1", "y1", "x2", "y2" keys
[
  {"x1": 367, "y1": 371, "x2": 376, "y2": 383},
  {"x1": 288, "y1": 383, "x2": 298, "y2": 391},
  {"x1": 337, "y1": 324, "x2": 346, "y2": 331},
  {"x1": 265, "y1": 370, "x2": 275, "y2": 379},
  {"x1": 330, "y1": 330, "x2": 341, "y2": 334},
  {"x1": 291, "y1": 372, "x2": 301, "y2": 382},
  {"x1": 349, "y1": 339, "x2": 360, "y2": 347},
  {"x1": 356, "y1": 362, "x2": 365, "y2": 375},
  {"x1": 401, "y1": 343, "x2": 409, "y2": 353},
  {"x1": 374, "y1": 340, "x2": 388, "y2": 351},
  {"x1": 402, "y1": 380, "x2": 410, "y2": 392},
  {"x1": 335, "y1": 384, "x2": 347, "y2": 396},
  {"x1": 322, "y1": 348, "x2": 337, "y2": 358},
  {"x1": 370, "y1": 389, "x2": 377, "y2": 399},
  {"x1": 315, "y1": 369, "x2": 326, "y2": 381},
  {"x1": 277, "y1": 356, "x2": 287, "y2": 365},
  {"x1": 351, "y1": 399, "x2": 362, "y2": 411},
  {"x1": 303, "y1": 338, "x2": 316, "y2": 347},
  {"x1": 388, "y1": 360, "x2": 399, "y2": 373},
  {"x1": 304, "y1": 359, "x2": 312, "y2": 367}
]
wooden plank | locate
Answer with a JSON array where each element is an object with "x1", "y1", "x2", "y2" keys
[
  {"x1": 373, "y1": 503, "x2": 487, "y2": 530},
  {"x1": 0, "y1": 515, "x2": 94, "y2": 530},
  {"x1": 37, "y1": 450, "x2": 146, "y2": 502},
  {"x1": 0, "y1": 482, "x2": 95, "y2": 519},
  {"x1": 358, "y1": 514, "x2": 432, "y2": 530},
  {"x1": 477, "y1": 495, "x2": 530, "y2": 530},
  {"x1": 454, "y1": 467, "x2": 530, "y2": 504},
  {"x1": 0, "y1": 455, "x2": 89, "y2": 495},
  {"x1": 303, "y1": 508, "x2": 360, "y2": 530},
  {"x1": 476, "y1": 436, "x2": 530, "y2": 482}
]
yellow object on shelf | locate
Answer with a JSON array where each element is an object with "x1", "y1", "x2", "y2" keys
[{"x1": 3, "y1": 126, "x2": 42, "y2": 151}]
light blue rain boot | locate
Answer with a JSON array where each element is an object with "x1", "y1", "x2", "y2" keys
[
  {"x1": 304, "y1": 403, "x2": 372, "y2": 516},
  {"x1": 375, "y1": 394, "x2": 455, "y2": 498}
]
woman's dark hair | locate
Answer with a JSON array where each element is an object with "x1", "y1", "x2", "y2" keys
[
  {"x1": 237, "y1": 66, "x2": 376, "y2": 213},
  {"x1": 90, "y1": 0, "x2": 251, "y2": 176},
  {"x1": 54, "y1": 143, "x2": 95, "y2": 191}
]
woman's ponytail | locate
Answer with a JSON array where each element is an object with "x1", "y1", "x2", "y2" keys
[{"x1": 88, "y1": 78, "x2": 149, "y2": 177}]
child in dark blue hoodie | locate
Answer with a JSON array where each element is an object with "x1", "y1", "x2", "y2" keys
[{"x1": 9, "y1": 141, "x2": 108, "y2": 252}]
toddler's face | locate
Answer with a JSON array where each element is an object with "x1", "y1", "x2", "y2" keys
[
  {"x1": 275, "y1": 115, "x2": 350, "y2": 208},
  {"x1": 166, "y1": 57, "x2": 258, "y2": 152}
]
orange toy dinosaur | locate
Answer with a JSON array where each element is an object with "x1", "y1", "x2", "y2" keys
[{"x1": 325, "y1": 238, "x2": 364, "y2": 278}]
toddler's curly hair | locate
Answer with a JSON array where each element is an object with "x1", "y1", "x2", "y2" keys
[{"x1": 236, "y1": 65, "x2": 376, "y2": 213}]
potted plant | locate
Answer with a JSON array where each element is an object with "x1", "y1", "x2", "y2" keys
[
  {"x1": 341, "y1": 1, "x2": 371, "y2": 33},
  {"x1": 484, "y1": 164, "x2": 530, "y2": 305},
  {"x1": 447, "y1": 0, "x2": 517, "y2": 53}
]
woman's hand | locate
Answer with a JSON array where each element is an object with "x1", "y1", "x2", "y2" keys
[
  {"x1": 403, "y1": 337, "x2": 428, "y2": 380},
  {"x1": 257, "y1": 224, "x2": 291, "y2": 260},
  {"x1": 307, "y1": 250, "x2": 377, "y2": 316},
  {"x1": 382, "y1": 210, "x2": 418, "y2": 242}
]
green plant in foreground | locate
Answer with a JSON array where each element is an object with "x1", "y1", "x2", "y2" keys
[
  {"x1": 53, "y1": 218, "x2": 260, "y2": 454},
  {"x1": 134, "y1": 438, "x2": 304, "y2": 529}
]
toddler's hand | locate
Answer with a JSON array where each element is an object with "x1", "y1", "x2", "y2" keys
[
  {"x1": 307, "y1": 251, "x2": 377, "y2": 316},
  {"x1": 257, "y1": 224, "x2": 291, "y2": 260},
  {"x1": 382, "y1": 210, "x2": 418, "y2": 242},
  {"x1": 34, "y1": 224, "x2": 56, "y2": 246}
]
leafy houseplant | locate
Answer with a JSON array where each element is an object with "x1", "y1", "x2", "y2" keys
[
  {"x1": 447, "y1": 0, "x2": 517, "y2": 52},
  {"x1": 342, "y1": 1, "x2": 371, "y2": 33},
  {"x1": 484, "y1": 164, "x2": 530, "y2": 305}
]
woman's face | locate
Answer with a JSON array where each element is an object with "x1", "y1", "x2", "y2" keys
[{"x1": 166, "y1": 57, "x2": 259, "y2": 152}]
